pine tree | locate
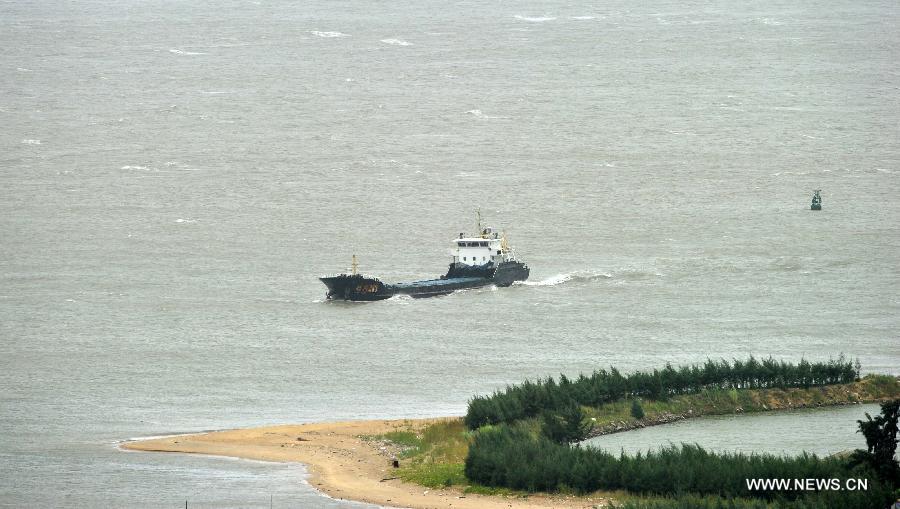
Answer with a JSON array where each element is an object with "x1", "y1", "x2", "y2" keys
[
  {"x1": 631, "y1": 398, "x2": 645, "y2": 420},
  {"x1": 850, "y1": 398, "x2": 900, "y2": 485}
]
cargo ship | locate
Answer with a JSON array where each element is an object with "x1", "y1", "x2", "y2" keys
[{"x1": 320, "y1": 216, "x2": 529, "y2": 301}]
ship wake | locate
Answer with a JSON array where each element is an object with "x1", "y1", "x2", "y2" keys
[
  {"x1": 517, "y1": 269, "x2": 663, "y2": 287},
  {"x1": 517, "y1": 271, "x2": 612, "y2": 287}
]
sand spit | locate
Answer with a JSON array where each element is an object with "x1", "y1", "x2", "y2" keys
[{"x1": 122, "y1": 418, "x2": 611, "y2": 509}]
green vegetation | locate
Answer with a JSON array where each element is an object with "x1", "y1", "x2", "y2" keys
[
  {"x1": 464, "y1": 421, "x2": 896, "y2": 508},
  {"x1": 848, "y1": 399, "x2": 900, "y2": 485},
  {"x1": 605, "y1": 400, "x2": 900, "y2": 508},
  {"x1": 540, "y1": 401, "x2": 594, "y2": 444},
  {"x1": 631, "y1": 399, "x2": 645, "y2": 420},
  {"x1": 398, "y1": 462, "x2": 466, "y2": 488},
  {"x1": 581, "y1": 375, "x2": 898, "y2": 435},
  {"x1": 368, "y1": 359, "x2": 900, "y2": 508},
  {"x1": 608, "y1": 493, "x2": 870, "y2": 508},
  {"x1": 368, "y1": 420, "x2": 520, "y2": 495},
  {"x1": 466, "y1": 357, "x2": 859, "y2": 429},
  {"x1": 366, "y1": 420, "x2": 469, "y2": 485},
  {"x1": 610, "y1": 494, "x2": 775, "y2": 508},
  {"x1": 382, "y1": 431, "x2": 422, "y2": 454}
]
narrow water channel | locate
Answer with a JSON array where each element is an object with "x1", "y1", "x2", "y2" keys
[{"x1": 584, "y1": 404, "x2": 882, "y2": 457}]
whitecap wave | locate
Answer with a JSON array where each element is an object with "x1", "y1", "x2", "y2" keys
[
  {"x1": 466, "y1": 109, "x2": 506, "y2": 119},
  {"x1": 571, "y1": 16, "x2": 596, "y2": 20},
  {"x1": 769, "y1": 167, "x2": 872, "y2": 177},
  {"x1": 310, "y1": 31, "x2": 349, "y2": 38},
  {"x1": 381, "y1": 38, "x2": 412, "y2": 46},
  {"x1": 514, "y1": 15, "x2": 557, "y2": 22},
  {"x1": 169, "y1": 49, "x2": 206, "y2": 55},
  {"x1": 121, "y1": 165, "x2": 152, "y2": 171},
  {"x1": 21, "y1": 139, "x2": 42, "y2": 145}
]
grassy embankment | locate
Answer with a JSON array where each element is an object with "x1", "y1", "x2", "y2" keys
[{"x1": 362, "y1": 375, "x2": 900, "y2": 496}]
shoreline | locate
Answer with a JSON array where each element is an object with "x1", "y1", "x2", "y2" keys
[
  {"x1": 122, "y1": 418, "x2": 612, "y2": 509},
  {"x1": 121, "y1": 379, "x2": 898, "y2": 509}
]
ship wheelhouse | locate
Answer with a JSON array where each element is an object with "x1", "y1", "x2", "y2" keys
[{"x1": 450, "y1": 226, "x2": 511, "y2": 266}]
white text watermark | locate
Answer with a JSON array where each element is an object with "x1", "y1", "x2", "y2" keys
[{"x1": 746, "y1": 478, "x2": 868, "y2": 491}]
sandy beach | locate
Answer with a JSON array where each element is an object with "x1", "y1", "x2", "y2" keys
[{"x1": 122, "y1": 418, "x2": 613, "y2": 509}]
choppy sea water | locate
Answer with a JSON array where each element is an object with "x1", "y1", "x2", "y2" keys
[{"x1": 2, "y1": 0, "x2": 898, "y2": 506}]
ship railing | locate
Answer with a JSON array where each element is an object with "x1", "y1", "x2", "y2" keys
[{"x1": 322, "y1": 273, "x2": 381, "y2": 281}]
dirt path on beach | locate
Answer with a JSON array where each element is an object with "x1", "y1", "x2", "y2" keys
[{"x1": 122, "y1": 418, "x2": 613, "y2": 509}]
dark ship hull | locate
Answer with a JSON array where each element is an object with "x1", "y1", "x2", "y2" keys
[{"x1": 320, "y1": 260, "x2": 529, "y2": 301}]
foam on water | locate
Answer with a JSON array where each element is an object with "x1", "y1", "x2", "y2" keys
[
  {"x1": 380, "y1": 38, "x2": 412, "y2": 46},
  {"x1": 121, "y1": 432, "x2": 209, "y2": 443},
  {"x1": 310, "y1": 30, "x2": 349, "y2": 38},
  {"x1": 168, "y1": 48, "x2": 206, "y2": 55},
  {"x1": 466, "y1": 109, "x2": 505, "y2": 119},
  {"x1": 514, "y1": 15, "x2": 557, "y2": 22},
  {"x1": 519, "y1": 271, "x2": 614, "y2": 287}
]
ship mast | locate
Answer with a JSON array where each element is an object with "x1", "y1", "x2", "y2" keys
[
  {"x1": 351, "y1": 254, "x2": 358, "y2": 275},
  {"x1": 475, "y1": 208, "x2": 484, "y2": 238}
]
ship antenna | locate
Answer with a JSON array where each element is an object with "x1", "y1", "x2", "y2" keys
[{"x1": 351, "y1": 254, "x2": 358, "y2": 275}]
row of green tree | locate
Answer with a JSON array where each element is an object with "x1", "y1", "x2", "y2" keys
[
  {"x1": 465, "y1": 356, "x2": 858, "y2": 429},
  {"x1": 464, "y1": 400, "x2": 900, "y2": 509},
  {"x1": 609, "y1": 493, "x2": 877, "y2": 509}
]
